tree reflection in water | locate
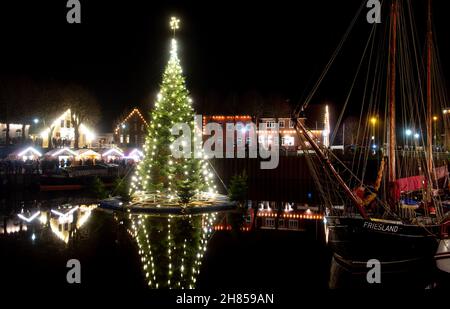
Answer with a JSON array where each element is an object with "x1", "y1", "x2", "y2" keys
[{"x1": 130, "y1": 212, "x2": 218, "y2": 289}]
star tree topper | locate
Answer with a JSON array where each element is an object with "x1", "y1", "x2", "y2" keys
[{"x1": 170, "y1": 16, "x2": 180, "y2": 37}]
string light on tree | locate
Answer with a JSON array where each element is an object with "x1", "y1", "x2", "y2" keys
[
  {"x1": 170, "y1": 16, "x2": 180, "y2": 37},
  {"x1": 130, "y1": 16, "x2": 217, "y2": 205}
]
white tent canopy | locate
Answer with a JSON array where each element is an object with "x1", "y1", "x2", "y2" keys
[{"x1": 8, "y1": 146, "x2": 42, "y2": 161}]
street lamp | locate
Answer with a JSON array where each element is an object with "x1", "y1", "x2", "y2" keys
[
  {"x1": 33, "y1": 118, "x2": 39, "y2": 124},
  {"x1": 433, "y1": 116, "x2": 438, "y2": 149},
  {"x1": 405, "y1": 129, "x2": 412, "y2": 150},
  {"x1": 370, "y1": 117, "x2": 377, "y2": 146}
]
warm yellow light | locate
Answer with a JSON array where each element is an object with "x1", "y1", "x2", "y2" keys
[
  {"x1": 370, "y1": 117, "x2": 377, "y2": 125},
  {"x1": 40, "y1": 128, "x2": 50, "y2": 139},
  {"x1": 170, "y1": 17, "x2": 180, "y2": 31},
  {"x1": 433, "y1": 116, "x2": 438, "y2": 121}
]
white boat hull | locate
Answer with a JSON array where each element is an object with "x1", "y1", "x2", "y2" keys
[{"x1": 436, "y1": 239, "x2": 450, "y2": 274}]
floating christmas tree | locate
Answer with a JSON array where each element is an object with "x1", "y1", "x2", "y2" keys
[{"x1": 130, "y1": 17, "x2": 216, "y2": 205}]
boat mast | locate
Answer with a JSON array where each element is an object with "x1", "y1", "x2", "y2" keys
[
  {"x1": 388, "y1": 0, "x2": 398, "y2": 184},
  {"x1": 295, "y1": 119, "x2": 368, "y2": 219},
  {"x1": 426, "y1": 0, "x2": 433, "y2": 183}
]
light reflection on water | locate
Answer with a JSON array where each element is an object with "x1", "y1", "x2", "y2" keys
[
  {"x1": 1, "y1": 204, "x2": 96, "y2": 244},
  {"x1": 2, "y1": 198, "x2": 447, "y2": 289},
  {"x1": 0, "y1": 199, "x2": 226, "y2": 289},
  {"x1": 126, "y1": 212, "x2": 219, "y2": 289}
]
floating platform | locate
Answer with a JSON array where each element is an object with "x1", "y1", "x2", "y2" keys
[{"x1": 99, "y1": 195, "x2": 236, "y2": 214}]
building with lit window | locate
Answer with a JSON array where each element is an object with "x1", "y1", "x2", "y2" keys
[
  {"x1": 202, "y1": 106, "x2": 330, "y2": 156},
  {"x1": 202, "y1": 115, "x2": 255, "y2": 157},
  {"x1": 0, "y1": 123, "x2": 30, "y2": 145},
  {"x1": 258, "y1": 105, "x2": 329, "y2": 154},
  {"x1": 36, "y1": 109, "x2": 95, "y2": 149},
  {"x1": 258, "y1": 117, "x2": 298, "y2": 152},
  {"x1": 113, "y1": 108, "x2": 148, "y2": 149}
]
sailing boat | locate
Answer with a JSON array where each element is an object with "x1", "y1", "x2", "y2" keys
[{"x1": 294, "y1": 0, "x2": 450, "y2": 269}]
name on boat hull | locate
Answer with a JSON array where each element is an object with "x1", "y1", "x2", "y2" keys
[{"x1": 363, "y1": 221, "x2": 399, "y2": 233}]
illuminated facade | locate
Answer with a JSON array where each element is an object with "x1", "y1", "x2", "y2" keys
[
  {"x1": 258, "y1": 117, "x2": 298, "y2": 151},
  {"x1": 114, "y1": 108, "x2": 148, "y2": 148},
  {"x1": 202, "y1": 108, "x2": 329, "y2": 155},
  {"x1": 38, "y1": 109, "x2": 95, "y2": 149},
  {"x1": 0, "y1": 123, "x2": 30, "y2": 144},
  {"x1": 259, "y1": 105, "x2": 330, "y2": 152},
  {"x1": 202, "y1": 115, "x2": 254, "y2": 157}
]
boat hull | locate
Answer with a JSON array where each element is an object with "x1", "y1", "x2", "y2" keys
[
  {"x1": 326, "y1": 216, "x2": 440, "y2": 266},
  {"x1": 436, "y1": 239, "x2": 450, "y2": 274}
]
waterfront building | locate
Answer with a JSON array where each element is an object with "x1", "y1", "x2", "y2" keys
[
  {"x1": 34, "y1": 109, "x2": 95, "y2": 149},
  {"x1": 114, "y1": 108, "x2": 148, "y2": 149},
  {"x1": 0, "y1": 122, "x2": 30, "y2": 145}
]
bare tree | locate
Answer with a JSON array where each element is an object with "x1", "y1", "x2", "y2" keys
[
  {"x1": 61, "y1": 84, "x2": 100, "y2": 149},
  {"x1": 0, "y1": 76, "x2": 38, "y2": 145},
  {"x1": 31, "y1": 81, "x2": 69, "y2": 149}
]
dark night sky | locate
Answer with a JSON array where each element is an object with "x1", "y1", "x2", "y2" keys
[{"x1": 0, "y1": 0, "x2": 449, "y2": 132}]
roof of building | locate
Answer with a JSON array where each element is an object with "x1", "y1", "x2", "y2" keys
[{"x1": 114, "y1": 108, "x2": 148, "y2": 134}]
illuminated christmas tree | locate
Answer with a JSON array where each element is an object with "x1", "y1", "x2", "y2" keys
[{"x1": 130, "y1": 17, "x2": 216, "y2": 204}]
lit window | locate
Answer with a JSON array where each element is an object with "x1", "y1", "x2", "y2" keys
[
  {"x1": 281, "y1": 136, "x2": 295, "y2": 146},
  {"x1": 126, "y1": 135, "x2": 130, "y2": 143},
  {"x1": 266, "y1": 121, "x2": 276, "y2": 128},
  {"x1": 120, "y1": 135, "x2": 124, "y2": 143},
  {"x1": 288, "y1": 220, "x2": 298, "y2": 229},
  {"x1": 265, "y1": 218, "x2": 275, "y2": 227}
]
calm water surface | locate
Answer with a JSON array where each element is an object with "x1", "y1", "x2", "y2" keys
[{"x1": 0, "y1": 193, "x2": 448, "y2": 291}]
